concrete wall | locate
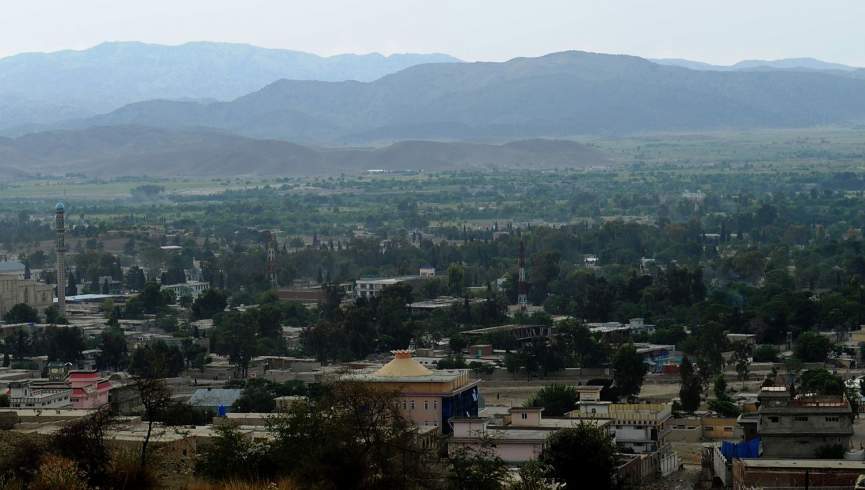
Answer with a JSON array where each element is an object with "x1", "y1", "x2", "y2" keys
[{"x1": 762, "y1": 434, "x2": 850, "y2": 459}]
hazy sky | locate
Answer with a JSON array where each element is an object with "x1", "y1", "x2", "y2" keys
[{"x1": 2, "y1": 0, "x2": 864, "y2": 65}]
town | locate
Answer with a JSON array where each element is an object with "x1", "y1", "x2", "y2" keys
[
  {"x1": 4, "y1": 2, "x2": 865, "y2": 488},
  {"x1": 4, "y1": 155, "x2": 865, "y2": 488}
]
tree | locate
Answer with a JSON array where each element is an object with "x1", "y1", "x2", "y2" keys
[
  {"x1": 613, "y1": 344, "x2": 647, "y2": 400},
  {"x1": 138, "y1": 282, "x2": 170, "y2": 314},
  {"x1": 713, "y1": 374, "x2": 729, "y2": 402},
  {"x1": 44, "y1": 305, "x2": 66, "y2": 324},
  {"x1": 3, "y1": 303, "x2": 39, "y2": 323},
  {"x1": 504, "y1": 351, "x2": 523, "y2": 378},
  {"x1": 800, "y1": 369, "x2": 844, "y2": 396},
  {"x1": 45, "y1": 326, "x2": 85, "y2": 363},
  {"x1": 753, "y1": 344, "x2": 779, "y2": 363},
  {"x1": 267, "y1": 381, "x2": 436, "y2": 488},
  {"x1": 526, "y1": 384, "x2": 578, "y2": 416},
  {"x1": 50, "y1": 408, "x2": 115, "y2": 487},
  {"x1": 98, "y1": 325, "x2": 128, "y2": 371},
  {"x1": 541, "y1": 423, "x2": 618, "y2": 490},
  {"x1": 679, "y1": 357, "x2": 702, "y2": 413},
  {"x1": 509, "y1": 460, "x2": 553, "y2": 490},
  {"x1": 448, "y1": 263, "x2": 466, "y2": 295},
  {"x1": 195, "y1": 422, "x2": 275, "y2": 482},
  {"x1": 212, "y1": 311, "x2": 258, "y2": 377},
  {"x1": 233, "y1": 379, "x2": 277, "y2": 413},
  {"x1": 134, "y1": 375, "x2": 172, "y2": 468},
  {"x1": 447, "y1": 439, "x2": 510, "y2": 490},
  {"x1": 449, "y1": 333, "x2": 468, "y2": 353},
  {"x1": 192, "y1": 288, "x2": 228, "y2": 319},
  {"x1": 794, "y1": 331, "x2": 833, "y2": 363},
  {"x1": 733, "y1": 342, "x2": 752, "y2": 388},
  {"x1": 129, "y1": 341, "x2": 184, "y2": 378}
]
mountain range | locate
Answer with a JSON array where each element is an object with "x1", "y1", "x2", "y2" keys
[
  {"x1": 0, "y1": 42, "x2": 459, "y2": 127},
  {"x1": 66, "y1": 50, "x2": 865, "y2": 144},
  {"x1": 0, "y1": 126, "x2": 607, "y2": 178},
  {"x1": 4, "y1": 46, "x2": 865, "y2": 179}
]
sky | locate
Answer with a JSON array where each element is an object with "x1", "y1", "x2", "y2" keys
[{"x1": 1, "y1": 0, "x2": 864, "y2": 66}]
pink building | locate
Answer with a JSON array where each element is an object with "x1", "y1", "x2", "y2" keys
[{"x1": 67, "y1": 370, "x2": 112, "y2": 409}]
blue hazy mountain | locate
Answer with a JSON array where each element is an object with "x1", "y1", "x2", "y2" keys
[
  {"x1": 74, "y1": 51, "x2": 865, "y2": 144},
  {"x1": 0, "y1": 41, "x2": 460, "y2": 126},
  {"x1": 653, "y1": 57, "x2": 860, "y2": 72}
]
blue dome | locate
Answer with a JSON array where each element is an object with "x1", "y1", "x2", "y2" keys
[{"x1": 55, "y1": 202, "x2": 65, "y2": 212}]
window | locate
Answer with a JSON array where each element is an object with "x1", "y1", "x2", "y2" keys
[
  {"x1": 521, "y1": 413, "x2": 528, "y2": 420},
  {"x1": 424, "y1": 401, "x2": 429, "y2": 410},
  {"x1": 410, "y1": 400, "x2": 415, "y2": 410},
  {"x1": 768, "y1": 416, "x2": 779, "y2": 423},
  {"x1": 434, "y1": 400, "x2": 438, "y2": 409},
  {"x1": 826, "y1": 416, "x2": 840, "y2": 423},
  {"x1": 724, "y1": 427, "x2": 733, "y2": 432},
  {"x1": 402, "y1": 401, "x2": 407, "y2": 410},
  {"x1": 794, "y1": 416, "x2": 808, "y2": 422}
]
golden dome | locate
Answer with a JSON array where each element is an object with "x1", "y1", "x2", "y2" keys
[{"x1": 373, "y1": 350, "x2": 433, "y2": 377}]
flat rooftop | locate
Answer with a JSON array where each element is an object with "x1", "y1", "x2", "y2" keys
[{"x1": 739, "y1": 459, "x2": 865, "y2": 469}]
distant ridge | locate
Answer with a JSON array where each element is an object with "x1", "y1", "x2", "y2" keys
[
  {"x1": 0, "y1": 41, "x2": 460, "y2": 127},
  {"x1": 0, "y1": 126, "x2": 608, "y2": 179},
  {"x1": 652, "y1": 57, "x2": 860, "y2": 72}
]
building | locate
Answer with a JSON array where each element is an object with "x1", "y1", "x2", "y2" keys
[
  {"x1": 732, "y1": 459, "x2": 865, "y2": 490},
  {"x1": 756, "y1": 386, "x2": 853, "y2": 459},
  {"x1": 188, "y1": 388, "x2": 242, "y2": 412},
  {"x1": 354, "y1": 276, "x2": 420, "y2": 299},
  {"x1": 634, "y1": 343, "x2": 677, "y2": 373},
  {"x1": 7, "y1": 380, "x2": 71, "y2": 408},
  {"x1": 570, "y1": 401, "x2": 673, "y2": 453},
  {"x1": 0, "y1": 257, "x2": 26, "y2": 278},
  {"x1": 419, "y1": 266, "x2": 436, "y2": 278},
  {"x1": 343, "y1": 350, "x2": 480, "y2": 433},
  {"x1": 67, "y1": 370, "x2": 112, "y2": 409},
  {"x1": 461, "y1": 324, "x2": 554, "y2": 344},
  {"x1": 449, "y1": 407, "x2": 612, "y2": 463},
  {"x1": 0, "y1": 275, "x2": 54, "y2": 318},
  {"x1": 160, "y1": 281, "x2": 209, "y2": 300},
  {"x1": 701, "y1": 415, "x2": 743, "y2": 440}
]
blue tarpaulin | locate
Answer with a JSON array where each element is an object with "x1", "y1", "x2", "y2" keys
[{"x1": 720, "y1": 437, "x2": 760, "y2": 459}]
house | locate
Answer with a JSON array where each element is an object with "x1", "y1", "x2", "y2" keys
[
  {"x1": 570, "y1": 401, "x2": 673, "y2": 453},
  {"x1": 188, "y1": 388, "x2": 242, "y2": 412},
  {"x1": 449, "y1": 407, "x2": 612, "y2": 463},
  {"x1": 419, "y1": 266, "x2": 436, "y2": 278},
  {"x1": 756, "y1": 386, "x2": 853, "y2": 459},
  {"x1": 342, "y1": 350, "x2": 480, "y2": 433}
]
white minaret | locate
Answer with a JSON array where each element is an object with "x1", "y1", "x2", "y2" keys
[
  {"x1": 518, "y1": 240, "x2": 528, "y2": 312},
  {"x1": 55, "y1": 202, "x2": 66, "y2": 317}
]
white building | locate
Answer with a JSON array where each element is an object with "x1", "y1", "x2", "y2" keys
[
  {"x1": 570, "y1": 401, "x2": 672, "y2": 453},
  {"x1": 354, "y1": 276, "x2": 419, "y2": 299},
  {"x1": 8, "y1": 380, "x2": 72, "y2": 409},
  {"x1": 161, "y1": 281, "x2": 209, "y2": 300}
]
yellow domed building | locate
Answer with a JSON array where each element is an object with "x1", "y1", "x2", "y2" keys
[{"x1": 344, "y1": 350, "x2": 480, "y2": 433}]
